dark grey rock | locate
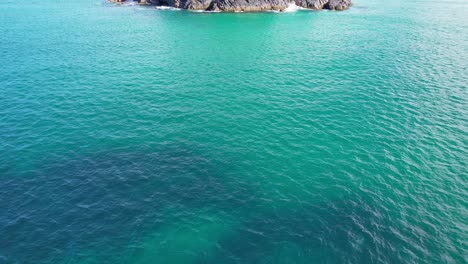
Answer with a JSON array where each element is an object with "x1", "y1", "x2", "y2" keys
[
  {"x1": 208, "y1": 0, "x2": 292, "y2": 12},
  {"x1": 325, "y1": 0, "x2": 352, "y2": 10},
  {"x1": 294, "y1": 0, "x2": 328, "y2": 10}
]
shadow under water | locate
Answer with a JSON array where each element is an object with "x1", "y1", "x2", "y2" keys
[
  {"x1": 0, "y1": 143, "x2": 433, "y2": 264},
  {"x1": 0, "y1": 143, "x2": 249, "y2": 263}
]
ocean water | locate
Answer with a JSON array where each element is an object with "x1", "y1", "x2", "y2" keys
[{"x1": 0, "y1": 0, "x2": 467, "y2": 263}]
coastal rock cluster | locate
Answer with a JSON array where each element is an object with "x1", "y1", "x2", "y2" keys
[{"x1": 111, "y1": 0, "x2": 351, "y2": 12}]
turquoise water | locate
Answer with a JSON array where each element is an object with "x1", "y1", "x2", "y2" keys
[{"x1": 1, "y1": 0, "x2": 467, "y2": 263}]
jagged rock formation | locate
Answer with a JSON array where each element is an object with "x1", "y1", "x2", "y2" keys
[{"x1": 111, "y1": 0, "x2": 351, "y2": 11}]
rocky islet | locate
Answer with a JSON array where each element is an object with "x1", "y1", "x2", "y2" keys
[{"x1": 111, "y1": 0, "x2": 352, "y2": 12}]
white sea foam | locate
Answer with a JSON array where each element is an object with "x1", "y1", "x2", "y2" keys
[
  {"x1": 265, "y1": 3, "x2": 306, "y2": 13},
  {"x1": 188, "y1": 9, "x2": 221, "y2": 13},
  {"x1": 283, "y1": 3, "x2": 306, "y2": 12},
  {"x1": 119, "y1": 1, "x2": 137, "y2": 6},
  {"x1": 155, "y1": 6, "x2": 181, "y2": 10}
]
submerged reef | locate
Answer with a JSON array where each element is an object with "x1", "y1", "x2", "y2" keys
[{"x1": 110, "y1": 0, "x2": 352, "y2": 12}]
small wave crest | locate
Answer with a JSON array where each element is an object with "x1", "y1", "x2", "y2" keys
[
  {"x1": 189, "y1": 9, "x2": 221, "y2": 13},
  {"x1": 154, "y1": 6, "x2": 181, "y2": 10},
  {"x1": 283, "y1": 3, "x2": 306, "y2": 12}
]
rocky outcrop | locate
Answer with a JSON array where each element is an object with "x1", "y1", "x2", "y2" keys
[
  {"x1": 209, "y1": 0, "x2": 292, "y2": 12},
  {"x1": 111, "y1": 0, "x2": 351, "y2": 11},
  {"x1": 325, "y1": 0, "x2": 352, "y2": 10}
]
